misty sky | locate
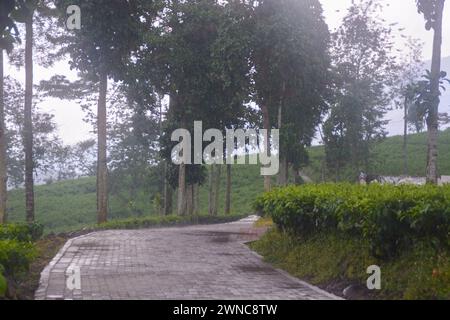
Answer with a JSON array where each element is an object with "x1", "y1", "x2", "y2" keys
[{"x1": 4, "y1": 0, "x2": 450, "y2": 145}]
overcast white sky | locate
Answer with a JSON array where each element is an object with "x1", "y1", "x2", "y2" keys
[
  {"x1": 4, "y1": 0, "x2": 450, "y2": 145},
  {"x1": 322, "y1": 0, "x2": 450, "y2": 60}
]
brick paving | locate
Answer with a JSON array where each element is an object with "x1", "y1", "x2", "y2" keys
[{"x1": 35, "y1": 216, "x2": 340, "y2": 300}]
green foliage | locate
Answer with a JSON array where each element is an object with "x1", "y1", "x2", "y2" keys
[
  {"x1": 324, "y1": 0, "x2": 401, "y2": 176},
  {"x1": 0, "y1": 240, "x2": 36, "y2": 277},
  {"x1": 416, "y1": 0, "x2": 445, "y2": 31},
  {"x1": 252, "y1": 0, "x2": 330, "y2": 169},
  {"x1": 0, "y1": 223, "x2": 43, "y2": 242},
  {"x1": 251, "y1": 229, "x2": 450, "y2": 299},
  {"x1": 0, "y1": 266, "x2": 6, "y2": 298},
  {"x1": 7, "y1": 163, "x2": 264, "y2": 234},
  {"x1": 254, "y1": 184, "x2": 450, "y2": 259},
  {"x1": 55, "y1": 0, "x2": 159, "y2": 80}
]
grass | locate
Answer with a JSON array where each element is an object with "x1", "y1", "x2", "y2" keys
[
  {"x1": 6, "y1": 164, "x2": 264, "y2": 234},
  {"x1": 250, "y1": 228, "x2": 450, "y2": 300},
  {"x1": 304, "y1": 128, "x2": 450, "y2": 181}
]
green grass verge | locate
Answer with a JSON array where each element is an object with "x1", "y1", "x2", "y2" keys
[{"x1": 250, "y1": 228, "x2": 450, "y2": 300}]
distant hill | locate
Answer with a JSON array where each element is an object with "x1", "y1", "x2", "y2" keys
[
  {"x1": 304, "y1": 128, "x2": 450, "y2": 181},
  {"x1": 7, "y1": 164, "x2": 265, "y2": 234}
]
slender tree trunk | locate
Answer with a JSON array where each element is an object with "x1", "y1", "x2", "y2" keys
[
  {"x1": 284, "y1": 160, "x2": 289, "y2": 183},
  {"x1": 278, "y1": 157, "x2": 288, "y2": 186},
  {"x1": 186, "y1": 184, "x2": 193, "y2": 216},
  {"x1": 279, "y1": 83, "x2": 288, "y2": 185},
  {"x1": 426, "y1": 0, "x2": 445, "y2": 184},
  {"x1": 193, "y1": 183, "x2": 199, "y2": 216},
  {"x1": 164, "y1": 184, "x2": 173, "y2": 215},
  {"x1": 261, "y1": 104, "x2": 271, "y2": 192},
  {"x1": 277, "y1": 101, "x2": 287, "y2": 186},
  {"x1": 24, "y1": 16, "x2": 34, "y2": 223},
  {"x1": 213, "y1": 164, "x2": 221, "y2": 216},
  {"x1": 208, "y1": 165, "x2": 215, "y2": 215},
  {"x1": 0, "y1": 51, "x2": 7, "y2": 224},
  {"x1": 294, "y1": 169, "x2": 301, "y2": 185},
  {"x1": 177, "y1": 163, "x2": 186, "y2": 215},
  {"x1": 225, "y1": 164, "x2": 231, "y2": 215},
  {"x1": 163, "y1": 163, "x2": 173, "y2": 215},
  {"x1": 97, "y1": 72, "x2": 108, "y2": 224},
  {"x1": 403, "y1": 95, "x2": 408, "y2": 176}
]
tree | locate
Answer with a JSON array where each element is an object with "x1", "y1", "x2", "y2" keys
[
  {"x1": 396, "y1": 38, "x2": 424, "y2": 176},
  {"x1": 55, "y1": 0, "x2": 159, "y2": 223},
  {"x1": 4, "y1": 0, "x2": 62, "y2": 222},
  {"x1": 71, "y1": 139, "x2": 96, "y2": 177},
  {"x1": 324, "y1": 0, "x2": 400, "y2": 179},
  {"x1": 409, "y1": 70, "x2": 450, "y2": 137},
  {"x1": 139, "y1": 0, "x2": 252, "y2": 216},
  {"x1": 0, "y1": 48, "x2": 5, "y2": 224},
  {"x1": 416, "y1": 0, "x2": 446, "y2": 184},
  {"x1": 0, "y1": 0, "x2": 23, "y2": 224},
  {"x1": 251, "y1": 0, "x2": 330, "y2": 188},
  {"x1": 3, "y1": 75, "x2": 61, "y2": 187},
  {"x1": 23, "y1": 1, "x2": 35, "y2": 222}
]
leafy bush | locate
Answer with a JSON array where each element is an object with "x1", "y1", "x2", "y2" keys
[
  {"x1": 0, "y1": 264, "x2": 6, "y2": 298},
  {"x1": 254, "y1": 184, "x2": 450, "y2": 259},
  {"x1": 0, "y1": 223, "x2": 44, "y2": 243},
  {"x1": 0, "y1": 240, "x2": 36, "y2": 277},
  {"x1": 251, "y1": 228, "x2": 450, "y2": 299}
]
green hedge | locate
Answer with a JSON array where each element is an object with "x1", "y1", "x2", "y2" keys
[
  {"x1": 0, "y1": 223, "x2": 42, "y2": 298},
  {"x1": 254, "y1": 184, "x2": 450, "y2": 259},
  {"x1": 0, "y1": 240, "x2": 36, "y2": 278},
  {"x1": 0, "y1": 223, "x2": 44, "y2": 242}
]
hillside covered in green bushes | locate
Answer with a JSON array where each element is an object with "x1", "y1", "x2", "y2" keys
[
  {"x1": 305, "y1": 129, "x2": 450, "y2": 181},
  {"x1": 6, "y1": 164, "x2": 264, "y2": 234},
  {"x1": 6, "y1": 129, "x2": 450, "y2": 234}
]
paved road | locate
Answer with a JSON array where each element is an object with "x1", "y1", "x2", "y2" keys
[{"x1": 35, "y1": 216, "x2": 339, "y2": 300}]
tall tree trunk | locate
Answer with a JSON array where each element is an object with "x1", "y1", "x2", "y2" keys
[
  {"x1": 403, "y1": 95, "x2": 408, "y2": 176},
  {"x1": 261, "y1": 104, "x2": 271, "y2": 192},
  {"x1": 208, "y1": 165, "x2": 215, "y2": 215},
  {"x1": 24, "y1": 16, "x2": 34, "y2": 223},
  {"x1": 193, "y1": 183, "x2": 199, "y2": 216},
  {"x1": 294, "y1": 168, "x2": 302, "y2": 185},
  {"x1": 177, "y1": 163, "x2": 186, "y2": 215},
  {"x1": 278, "y1": 157, "x2": 288, "y2": 186},
  {"x1": 186, "y1": 184, "x2": 193, "y2": 216},
  {"x1": 163, "y1": 163, "x2": 173, "y2": 215},
  {"x1": 225, "y1": 164, "x2": 231, "y2": 215},
  {"x1": 277, "y1": 104, "x2": 283, "y2": 186},
  {"x1": 213, "y1": 164, "x2": 221, "y2": 216},
  {"x1": 277, "y1": 85, "x2": 288, "y2": 186},
  {"x1": 0, "y1": 51, "x2": 7, "y2": 224},
  {"x1": 426, "y1": 0, "x2": 445, "y2": 184},
  {"x1": 97, "y1": 72, "x2": 108, "y2": 224}
]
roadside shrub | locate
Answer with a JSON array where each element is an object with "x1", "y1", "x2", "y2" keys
[
  {"x1": 0, "y1": 223, "x2": 44, "y2": 242},
  {"x1": 0, "y1": 240, "x2": 36, "y2": 277},
  {"x1": 254, "y1": 184, "x2": 450, "y2": 259},
  {"x1": 0, "y1": 264, "x2": 6, "y2": 298}
]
